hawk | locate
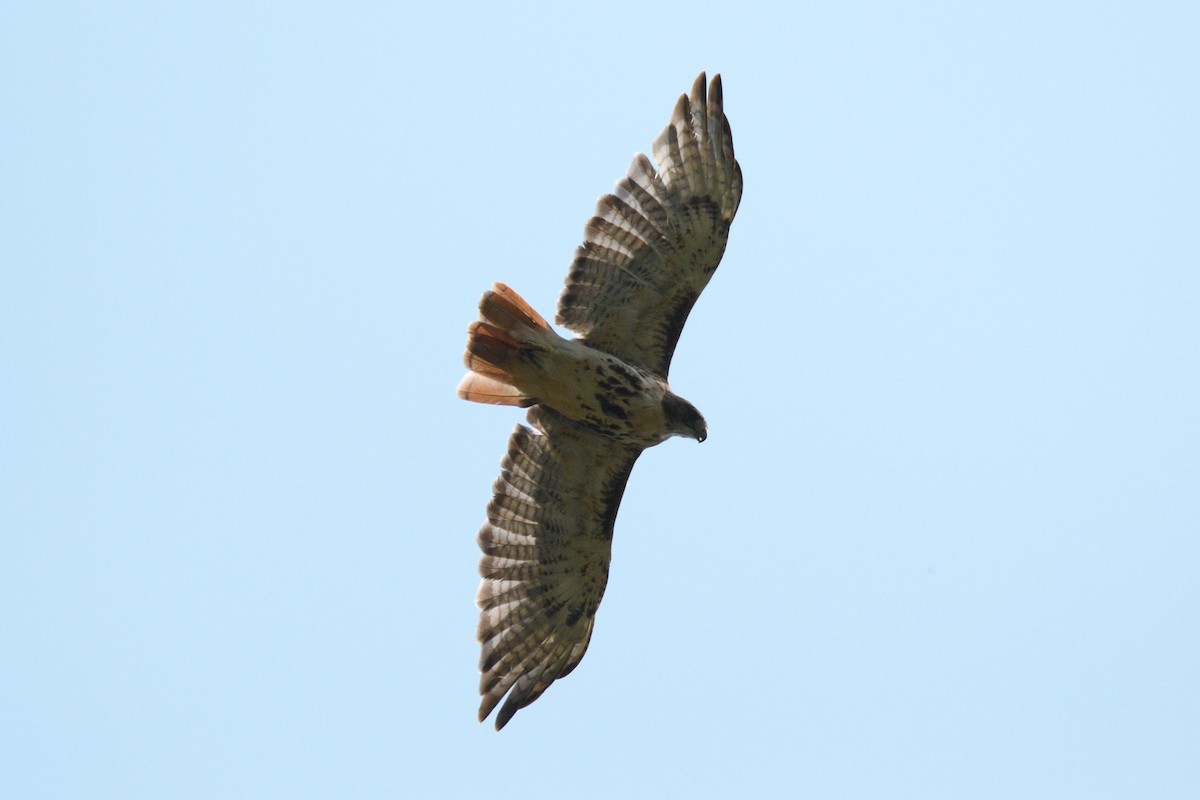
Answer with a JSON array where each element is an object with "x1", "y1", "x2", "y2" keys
[{"x1": 457, "y1": 72, "x2": 742, "y2": 729}]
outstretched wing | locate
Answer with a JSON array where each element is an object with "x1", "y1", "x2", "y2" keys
[
  {"x1": 556, "y1": 72, "x2": 743, "y2": 378},
  {"x1": 475, "y1": 406, "x2": 641, "y2": 729}
]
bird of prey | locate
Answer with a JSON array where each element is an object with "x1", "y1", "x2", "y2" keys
[{"x1": 457, "y1": 72, "x2": 742, "y2": 729}]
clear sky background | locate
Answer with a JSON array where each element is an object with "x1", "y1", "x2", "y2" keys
[{"x1": 3, "y1": 2, "x2": 1198, "y2": 798}]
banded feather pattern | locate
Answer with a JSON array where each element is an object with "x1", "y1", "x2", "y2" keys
[
  {"x1": 476, "y1": 408, "x2": 639, "y2": 729},
  {"x1": 557, "y1": 72, "x2": 743, "y2": 377}
]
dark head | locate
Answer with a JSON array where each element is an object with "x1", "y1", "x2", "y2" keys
[{"x1": 662, "y1": 393, "x2": 707, "y2": 443}]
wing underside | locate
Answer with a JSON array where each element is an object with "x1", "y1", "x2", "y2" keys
[
  {"x1": 476, "y1": 406, "x2": 641, "y2": 729},
  {"x1": 556, "y1": 72, "x2": 742, "y2": 377}
]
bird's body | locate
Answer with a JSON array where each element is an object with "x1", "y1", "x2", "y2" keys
[
  {"x1": 459, "y1": 283, "x2": 703, "y2": 447},
  {"x1": 458, "y1": 72, "x2": 741, "y2": 729}
]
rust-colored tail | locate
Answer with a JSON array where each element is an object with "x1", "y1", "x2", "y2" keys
[{"x1": 457, "y1": 283, "x2": 552, "y2": 406}]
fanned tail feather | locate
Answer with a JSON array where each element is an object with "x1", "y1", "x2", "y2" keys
[
  {"x1": 457, "y1": 283, "x2": 552, "y2": 407},
  {"x1": 456, "y1": 372, "x2": 530, "y2": 406}
]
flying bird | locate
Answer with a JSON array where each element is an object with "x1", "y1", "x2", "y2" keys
[{"x1": 457, "y1": 72, "x2": 742, "y2": 729}]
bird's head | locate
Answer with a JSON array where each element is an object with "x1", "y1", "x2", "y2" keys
[{"x1": 662, "y1": 393, "x2": 707, "y2": 443}]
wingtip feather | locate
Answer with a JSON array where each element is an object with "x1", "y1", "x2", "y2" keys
[{"x1": 690, "y1": 71, "x2": 707, "y2": 111}]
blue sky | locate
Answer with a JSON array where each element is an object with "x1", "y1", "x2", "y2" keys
[{"x1": 3, "y1": 2, "x2": 1198, "y2": 797}]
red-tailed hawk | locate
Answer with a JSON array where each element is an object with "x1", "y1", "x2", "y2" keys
[{"x1": 457, "y1": 72, "x2": 742, "y2": 729}]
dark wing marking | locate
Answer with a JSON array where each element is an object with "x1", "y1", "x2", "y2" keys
[
  {"x1": 556, "y1": 72, "x2": 742, "y2": 378},
  {"x1": 475, "y1": 406, "x2": 641, "y2": 729}
]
